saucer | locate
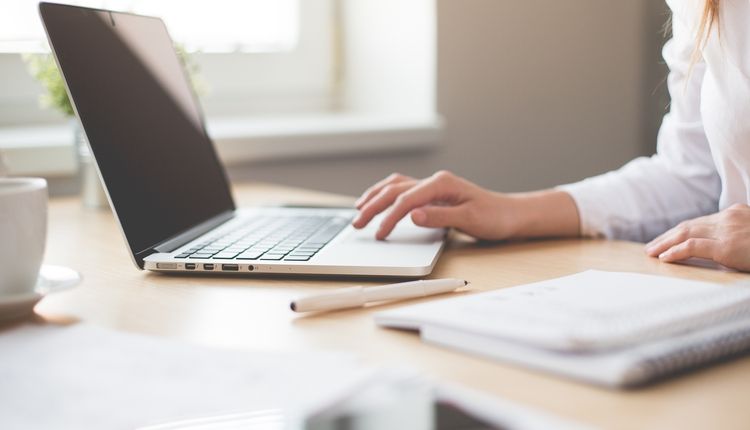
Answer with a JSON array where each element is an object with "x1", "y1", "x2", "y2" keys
[{"x1": 0, "y1": 265, "x2": 81, "y2": 322}]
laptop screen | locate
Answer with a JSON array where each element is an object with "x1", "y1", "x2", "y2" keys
[{"x1": 40, "y1": 3, "x2": 235, "y2": 263}]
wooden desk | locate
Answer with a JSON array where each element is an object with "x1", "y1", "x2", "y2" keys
[{"x1": 36, "y1": 183, "x2": 750, "y2": 429}]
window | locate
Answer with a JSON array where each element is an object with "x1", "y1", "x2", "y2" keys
[
  {"x1": 0, "y1": 0, "x2": 299, "y2": 53},
  {"x1": 0, "y1": 0, "x2": 332, "y2": 126},
  {"x1": 0, "y1": 1, "x2": 441, "y2": 176}
]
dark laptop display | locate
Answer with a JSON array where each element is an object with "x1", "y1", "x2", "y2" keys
[{"x1": 40, "y1": 3, "x2": 234, "y2": 265}]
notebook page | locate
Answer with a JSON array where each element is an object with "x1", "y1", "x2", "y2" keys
[
  {"x1": 376, "y1": 270, "x2": 750, "y2": 352},
  {"x1": 422, "y1": 314, "x2": 750, "y2": 387}
]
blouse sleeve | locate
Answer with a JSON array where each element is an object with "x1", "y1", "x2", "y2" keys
[{"x1": 557, "y1": 2, "x2": 721, "y2": 242}]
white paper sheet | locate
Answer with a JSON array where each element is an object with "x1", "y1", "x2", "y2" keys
[
  {"x1": 0, "y1": 323, "x2": 372, "y2": 430},
  {"x1": 376, "y1": 270, "x2": 750, "y2": 351}
]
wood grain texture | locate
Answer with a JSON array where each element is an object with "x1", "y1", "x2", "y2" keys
[{"x1": 31, "y1": 182, "x2": 750, "y2": 429}]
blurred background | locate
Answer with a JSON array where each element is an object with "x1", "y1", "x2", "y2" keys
[{"x1": 0, "y1": 0, "x2": 670, "y2": 197}]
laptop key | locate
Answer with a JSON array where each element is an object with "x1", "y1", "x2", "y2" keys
[
  {"x1": 212, "y1": 251, "x2": 240, "y2": 259},
  {"x1": 247, "y1": 247, "x2": 271, "y2": 253},
  {"x1": 270, "y1": 247, "x2": 294, "y2": 253},
  {"x1": 237, "y1": 252, "x2": 263, "y2": 260},
  {"x1": 224, "y1": 247, "x2": 246, "y2": 253},
  {"x1": 260, "y1": 254, "x2": 284, "y2": 260},
  {"x1": 284, "y1": 256, "x2": 311, "y2": 261},
  {"x1": 289, "y1": 249, "x2": 315, "y2": 255},
  {"x1": 302, "y1": 242, "x2": 327, "y2": 248}
]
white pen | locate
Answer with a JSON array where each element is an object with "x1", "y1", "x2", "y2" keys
[{"x1": 290, "y1": 278, "x2": 468, "y2": 313}]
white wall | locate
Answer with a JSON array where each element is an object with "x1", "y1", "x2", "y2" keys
[
  {"x1": 340, "y1": 0, "x2": 436, "y2": 117},
  {"x1": 229, "y1": 0, "x2": 670, "y2": 196}
]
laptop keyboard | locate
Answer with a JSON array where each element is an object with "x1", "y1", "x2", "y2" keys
[{"x1": 174, "y1": 215, "x2": 351, "y2": 262}]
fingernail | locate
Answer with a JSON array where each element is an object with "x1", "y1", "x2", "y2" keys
[
  {"x1": 658, "y1": 252, "x2": 669, "y2": 260},
  {"x1": 412, "y1": 209, "x2": 426, "y2": 224}
]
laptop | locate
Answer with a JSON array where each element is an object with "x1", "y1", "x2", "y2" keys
[{"x1": 39, "y1": 2, "x2": 445, "y2": 277}]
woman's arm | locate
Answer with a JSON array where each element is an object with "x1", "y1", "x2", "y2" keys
[
  {"x1": 355, "y1": 1, "x2": 719, "y2": 244},
  {"x1": 555, "y1": 1, "x2": 720, "y2": 242},
  {"x1": 352, "y1": 171, "x2": 580, "y2": 240}
]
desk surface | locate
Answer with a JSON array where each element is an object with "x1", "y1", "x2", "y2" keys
[{"x1": 36, "y1": 183, "x2": 750, "y2": 429}]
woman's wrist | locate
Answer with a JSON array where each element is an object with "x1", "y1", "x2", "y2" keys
[{"x1": 504, "y1": 190, "x2": 581, "y2": 239}]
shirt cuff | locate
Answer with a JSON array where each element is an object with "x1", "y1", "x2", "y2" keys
[{"x1": 556, "y1": 180, "x2": 610, "y2": 239}]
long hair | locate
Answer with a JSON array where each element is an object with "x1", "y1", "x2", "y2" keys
[{"x1": 696, "y1": 0, "x2": 719, "y2": 52}]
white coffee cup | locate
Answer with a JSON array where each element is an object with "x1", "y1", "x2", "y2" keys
[{"x1": 0, "y1": 178, "x2": 48, "y2": 297}]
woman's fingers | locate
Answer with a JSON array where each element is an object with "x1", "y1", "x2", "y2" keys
[
  {"x1": 354, "y1": 173, "x2": 414, "y2": 209},
  {"x1": 646, "y1": 215, "x2": 709, "y2": 251},
  {"x1": 648, "y1": 206, "x2": 750, "y2": 270},
  {"x1": 352, "y1": 181, "x2": 416, "y2": 229},
  {"x1": 658, "y1": 238, "x2": 718, "y2": 262},
  {"x1": 411, "y1": 206, "x2": 467, "y2": 229},
  {"x1": 645, "y1": 223, "x2": 714, "y2": 257},
  {"x1": 376, "y1": 172, "x2": 461, "y2": 240}
]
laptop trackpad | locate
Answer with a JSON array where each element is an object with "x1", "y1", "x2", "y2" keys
[
  {"x1": 347, "y1": 215, "x2": 445, "y2": 244},
  {"x1": 314, "y1": 215, "x2": 445, "y2": 267}
]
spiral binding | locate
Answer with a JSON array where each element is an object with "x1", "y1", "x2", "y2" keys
[{"x1": 627, "y1": 320, "x2": 750, "y2": 386}]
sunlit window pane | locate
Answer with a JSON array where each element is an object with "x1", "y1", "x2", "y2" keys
[{"x1": 0, "y1": 0, "x2": 299, "y2": 53}]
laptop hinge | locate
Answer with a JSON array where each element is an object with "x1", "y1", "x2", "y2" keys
[{"x1": 152, "y1": 210, "x2": 236, "y2": 253}]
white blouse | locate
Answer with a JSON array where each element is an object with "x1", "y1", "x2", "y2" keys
[{"x1": 560, "y1": 0, "x2": 750, "y2": 242}]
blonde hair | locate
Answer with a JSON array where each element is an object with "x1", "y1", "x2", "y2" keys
[{"x1": 694, "y1": 0, "x2": 719, "y2": 58}]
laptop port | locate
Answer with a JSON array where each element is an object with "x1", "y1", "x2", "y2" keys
[
  {"x1": 222, "y1": 264, "x2": 239, "y2": 271},
  {"x1": 203, "y1": 263, "x2": 214, "y2": 270},
  {"x1": 185, "y1": 263, "x2": 196, "y2": 270},
  {"x1": 248, "y1": 265, "x2": 255, "y2": 271}
]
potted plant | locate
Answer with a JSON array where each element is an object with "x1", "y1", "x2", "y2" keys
[{"x1": 24, "y1": 52, "x2": 107, "y2": 208}]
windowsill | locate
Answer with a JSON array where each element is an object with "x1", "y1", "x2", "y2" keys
[{"x1": 0, "y1": 113, "x2": 443, "y2": 176}]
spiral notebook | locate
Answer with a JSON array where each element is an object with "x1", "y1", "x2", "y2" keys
[{"x1": 375, "y1": 270, "x2": 750, "y2": 388}]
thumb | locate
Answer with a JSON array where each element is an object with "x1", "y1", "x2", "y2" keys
[{"x1": 411, "y1": 206, "x2": 466, "y2": 229}]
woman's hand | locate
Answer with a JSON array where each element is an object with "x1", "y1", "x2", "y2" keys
[
  {"x1": 352, "y1": 170, "x2": 581, "y2": 240},
  {"x1": 352, "y1": 171, "x2": 513, "y2": 240},
  {"x1": 646, "y1": 204, "x2": 750, "y2": 271}
]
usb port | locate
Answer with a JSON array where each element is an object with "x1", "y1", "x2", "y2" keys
[
  {"x1": 203, "y1": 263, "x2": 214, "y2": 270},
  {"x1": 221, "y1": 264, "x2": 239, "y2": 271},
  {"x1": 185, "y1": 263, "x2": 196, "y2": 270}
]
